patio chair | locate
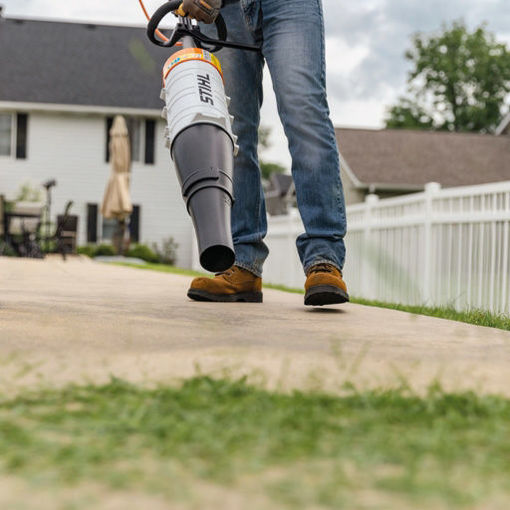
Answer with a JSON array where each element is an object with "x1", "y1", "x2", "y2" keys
[
  {"x1": 44, "y1": 201, "x2": 75, "y2": 260},
  {"x1": 0, "y1": 195, "x2": 6, "y2": 255},
  {"x1": 0, "y1": 195, "x2": 4, "y2": 239},
  {"x1": 56, "y1": 210, "x2": 78, "y2": 258}
]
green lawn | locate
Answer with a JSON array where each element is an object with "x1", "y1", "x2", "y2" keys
[
  {"x1": 351, "y1": 298, "x2": 510, "y2": 331},
  {"x1": 1, "y1": 377, "x2": 510, "y2": 509},
  {"x1": 110, "y1": 262, "x2": 510, "y2": 331}
]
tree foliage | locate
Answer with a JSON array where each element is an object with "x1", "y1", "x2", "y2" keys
[
  {"x1": 385, "y1": 21, "x2": 510, "y2": 133},
  {"x1": 260, "y1": 161, "x2": 286, "y2": 181}
]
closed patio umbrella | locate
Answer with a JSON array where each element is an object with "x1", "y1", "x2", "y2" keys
[{"x1": 101, "y1": 116, "x2": 133, "y2": 254}]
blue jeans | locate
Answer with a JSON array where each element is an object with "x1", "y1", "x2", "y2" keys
[{"x1": 204, "y1": 0, "x2": 347, "y2": 277}]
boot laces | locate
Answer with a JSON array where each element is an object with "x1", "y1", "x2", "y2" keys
[
  {"x1": 215, "y1": 266, "x2": 237, "y2": 277},
  {"x1": 308, "y1": 263, "x2": 336, "y2": 275}
]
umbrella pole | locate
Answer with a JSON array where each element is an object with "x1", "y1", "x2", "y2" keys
[
  {"x1": 124, "y1": 217, "x2": 131, "y2": 254},
  {"x1": 113, "y1": 219, "x2": 124, "y2": 256}
]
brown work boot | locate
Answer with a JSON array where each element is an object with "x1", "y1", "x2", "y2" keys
[
  {"x1": 188, "y1": 265, "x2": 263, "y2": 303},
  {"x1": 304, "y1": 263, "x2": 349, "y2": 306}
]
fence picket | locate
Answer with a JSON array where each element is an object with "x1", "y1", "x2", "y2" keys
[{"x1": 264, "y1": 180, "x2": 510, "y2": 314}]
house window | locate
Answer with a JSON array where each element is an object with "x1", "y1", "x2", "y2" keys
[
  {"x1": 0, "y1": 113, "x2": 28, "y2": 159},
  {"x1": 101, "y1": 217, "x2": 117, "y2": 242},
  {"x1": 0, "y1": 113, "x2": 13, "y2": 156},
  {"x1": 88, "y1": 204, "x2": 141, "y2": 244},
  {"x1": 105, "y1": 117, "x2": 155, "y2": 165},
  {"x1": 127, "y1": 118, "x2": 142, "y2": 163}
]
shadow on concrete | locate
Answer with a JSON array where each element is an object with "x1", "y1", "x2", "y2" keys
[{"x1": 305, "y1": 308, "x2": 346, "y2": 315}]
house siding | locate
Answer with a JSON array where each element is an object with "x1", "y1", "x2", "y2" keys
[
  {"x1": 0, "y1": 110, "x2": 193, "y2": 267},
  {"x1": 340, "y1": 164, "x2": 364, "y2": 205}
]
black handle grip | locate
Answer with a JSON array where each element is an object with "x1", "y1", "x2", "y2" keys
[{"x1": 147, "y1": 0, "x2": 227, "y2": 49}]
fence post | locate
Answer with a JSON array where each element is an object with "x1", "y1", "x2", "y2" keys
[
  {"x1": 422, "y1": 182, "x2": 441, "y2": 305},
  {"x1": 288, "y1": 209, "x2": 298, "y2": 287},
  {"x1": 191, "y1": 228, "x2": 200, "y2": 272},
  {"x1": 362, "y1": 194, "x2": 379, "y2": 299}
]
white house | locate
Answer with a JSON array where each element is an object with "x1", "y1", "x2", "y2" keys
[{"x1": 0, "y1": 14, "x2": 194, "y2": 267}]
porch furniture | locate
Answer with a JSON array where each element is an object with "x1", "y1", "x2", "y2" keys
[
  {"x1": 41, "y1": 201, "x2": 75, "y2": 260},
  {"x1": 3, "y1": 202, "x2": 45, "y2": 258},
  {"x1": 0, "y1": 194, "x2": 5, "y2": 239},
  {"x1": 56, "y1": 211, "x2": 78, "y2": 257},
  {"x1": 0, "y1": 194, "x2": 7, "y2": 255}
]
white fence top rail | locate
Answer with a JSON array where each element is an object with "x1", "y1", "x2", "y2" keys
[{"x1": 347, "y1": 180, "x2": 510, "y2": 213}]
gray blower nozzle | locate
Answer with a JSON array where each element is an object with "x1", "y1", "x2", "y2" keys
[{"x1": 172, "y1": 124, "x2": 235, "y2": 273}]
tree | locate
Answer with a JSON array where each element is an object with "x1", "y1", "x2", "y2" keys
[
  {"x1": 385, "y1": 21, "x2": 510, "y2": 133},
  {"x1": 258, "y1": 126, "x2": 287, "y2": 180}
]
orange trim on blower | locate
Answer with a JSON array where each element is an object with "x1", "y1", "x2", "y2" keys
[{"x1": 163, "y1": 48, "x2": 224, "y2": 81}]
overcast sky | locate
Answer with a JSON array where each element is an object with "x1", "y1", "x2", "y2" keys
[{"x1": 2, "y1": 0, "x2": 510, "y2": 166}]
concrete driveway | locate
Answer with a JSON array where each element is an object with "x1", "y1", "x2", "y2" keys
[{"x1": 1, "y1": 256, "x2": 509, "y2": 395}]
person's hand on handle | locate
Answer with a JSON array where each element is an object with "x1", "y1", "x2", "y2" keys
[{"x1": 177, "y1": 0, "x2": 222, "y2": 24}]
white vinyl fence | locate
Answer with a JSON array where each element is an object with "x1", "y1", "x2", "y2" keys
[{"x1": 264, "y1": 181, "x2": 510, "y2": 314}]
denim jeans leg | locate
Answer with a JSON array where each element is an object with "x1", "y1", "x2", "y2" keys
[
  {"x1": 201, "y1": 3, "x2": 268, "y2": 277},
  {"x1": 260, "y1": 0, "x2": 347, "y2": 273}
]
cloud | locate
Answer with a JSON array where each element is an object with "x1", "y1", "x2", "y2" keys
[{"x1": 322, "y1": 0, "x2": 510, "y2": 106}]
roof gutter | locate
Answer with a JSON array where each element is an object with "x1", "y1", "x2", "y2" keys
[
  {"x1": 364, "y1": 183, "x2": 425, "y2": 194},
  {"x1": 0, "y1": 100, "x2": 161, "y2": 118}
]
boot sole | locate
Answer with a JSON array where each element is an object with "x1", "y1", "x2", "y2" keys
[
  {"x1": 187, "y1": 289, "x2": 263, "y2": 303},
  {"x1": 305, "y1": 285, "x2": 350, "y2": 307}
]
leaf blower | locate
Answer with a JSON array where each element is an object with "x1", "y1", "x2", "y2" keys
[{"x1": 145, "y1": 0, "x2": 260, "y2": 272}]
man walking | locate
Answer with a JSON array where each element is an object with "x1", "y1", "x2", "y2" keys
[{"x1": 181, "y1": 0, "x2": 349, "y2": 306}]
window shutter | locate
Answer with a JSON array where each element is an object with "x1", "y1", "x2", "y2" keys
[
  {"x1": 130, "y1": 205, "x2": 140, "y2": 243},
  {"x1": 105, "y1": 117, "x2": 113, "y2": 162},
  {"x1": 16, "y1": 113, "x2": 28, "y2": 159},
  {"x1": 145, "y1": 119, "x2": 156, "y2": 165},
  {"x1": 87, "y1": 203, "x2": 98, "y2": 243}
]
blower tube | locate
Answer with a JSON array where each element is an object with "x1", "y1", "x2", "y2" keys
[{"x1": 161, "y1": 47, "x2": 239, "y2": 273}]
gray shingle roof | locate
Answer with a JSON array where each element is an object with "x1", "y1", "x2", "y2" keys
[
  {"x1": 0, "y1": 16, "x2": 175, "y2": 110},
  {"x1": 336, "y1": 128, "x2": 510, "y2": 188}
]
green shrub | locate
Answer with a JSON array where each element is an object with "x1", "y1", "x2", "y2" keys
[
  {"x1": 0, "y1": 240, "x2": 17, "y2": 257},
  {"x1": 94, "y1": 244, "x2": 116, "y2": 257},
  {"x1": 42, "y1": 240, "x2": 57, "y2": 254},
  {"x1": 126, "y1": 244, "x2": 159, "y2": 263},
  {"x1": 152, "y1": 237, "x2": 179, "y2": 265},
  {"x1": 77, "y1": 245, "x2": 97, "y2": 258}
]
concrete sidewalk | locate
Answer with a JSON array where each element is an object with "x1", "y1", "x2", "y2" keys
[{"x1": 1, "y1": 256, "x2": 509, "y2": 395}]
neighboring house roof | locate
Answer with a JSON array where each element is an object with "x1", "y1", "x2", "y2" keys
[
  {"x1": 336, "y1": 128, "x2": 510, "y2": 190},
  {"x1": 269, "y1": 174, "x2": 294, "y2": 197},
  {"x1": 0, "y1": 16, "x2": 173, "y2": 110}
]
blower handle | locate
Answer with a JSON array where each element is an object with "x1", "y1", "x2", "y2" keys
[
  {"x1": 148, "y1": 0, "x2": 227, "y2": 51},
  {"x1": 147, "y1": 0, "x2": 261, "y2": 53}
]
